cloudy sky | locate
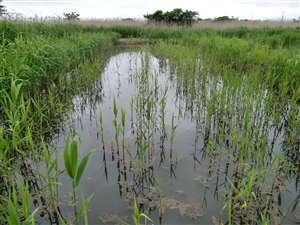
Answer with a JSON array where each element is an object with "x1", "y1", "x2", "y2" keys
[{"x1": 2, "y1": 0, "x2": 299, "y2": 21}]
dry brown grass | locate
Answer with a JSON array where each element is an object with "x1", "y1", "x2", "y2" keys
[
  {"x1": 64, "y1": 19, "x2": 300, "y2": 29},
  {"x1": 3, "y1": 13, "x2": 299, "y2": 29},
  {"x1": 72, "y1": 19, "x2": 147, "y2": 27},
  {"x1": 192, "y1": 20, "x2": 299, "y2": 29}
]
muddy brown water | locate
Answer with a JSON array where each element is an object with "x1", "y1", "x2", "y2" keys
[{"x1": 38, "y1": 47, "x2": 299, "y2": 224}]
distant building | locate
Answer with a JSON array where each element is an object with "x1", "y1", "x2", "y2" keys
[{"x1": 0, "y1": 16, "x2": 4, "y2": 20}]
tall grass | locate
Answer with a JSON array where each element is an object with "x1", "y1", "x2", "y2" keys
[{"x1": 0, "y1": 21, "x2": 119, "y2": 223}]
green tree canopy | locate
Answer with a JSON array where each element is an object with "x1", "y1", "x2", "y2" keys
[
  {"x1": 144, "y1": 8, "x2": 199, "y2": 27},
  {"x1": 214, "y1": 15, "x2": 239, "y2": 22},
  {"x1": 63, "y1": 11, "x2": 80, "y2": 20},
  {"x1": 144, "y1": 10, "x2": 164, "y2": 22},
  {"x1": 0, "y1": 0, "x2": 7, "y2": 16}
]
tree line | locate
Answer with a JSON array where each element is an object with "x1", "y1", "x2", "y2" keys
[
  {"x1": 143, "y1": 8, "x2": 199, "y2": 27},
  {"x1": 0, "y1": 0, "x2": 6, "y2": 16},
  {"x1": 143, "y1": 9, "x2": 247, "y2": 27}
]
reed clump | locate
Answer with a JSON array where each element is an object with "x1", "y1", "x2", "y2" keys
[
  {"x1": 152, "y1": 28, "x2": 299, "y2": 224},
  {"x1": 0, "y1": 20, "x2": 120, "y2": 223}
]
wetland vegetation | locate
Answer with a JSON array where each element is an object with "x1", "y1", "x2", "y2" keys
[{"x1": 0, "y1": 20, "x2": 299, "y2": 224}]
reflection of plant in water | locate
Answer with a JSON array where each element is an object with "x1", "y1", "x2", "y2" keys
[
  {"x1": 118, "y1": 174, "x2": 204, "y2": 223},
  {"x1": 99, "y1": 213, "x2": 128, "y2": 225}
]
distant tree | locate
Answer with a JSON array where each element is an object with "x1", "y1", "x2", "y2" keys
[
  {"x1": 181, "y1": 10, "x2": 199, "y2": 27},
  {"x1": 63, "y1": 11, "x2": 80, "y2": 21},
  {"x1": 144, "y1": 8, "x2": 198, "y2": 28},
  {"x1": 0, "y1": 0, "x2": 7, "y2": 16},
  {"x1": 144, "y1": 10, "x2": 165, "y2": 26},
  {"x1": 163, "y1": 11, "x2": 174, "y2": 26},
  {"x1": 214, "y1": 15, "x2": 239, "y2": 22},
  {"x1": 144, "y1": 9, "x2": 174, "y2": 26},
  {"x1": 214, "y1": 16, "x2": 231, "y2": 22},
  {"x1": 122, "y1": 18, "x2": 134, "y2": 21},
  {"x1": 170, "y1": 8, "x2": 184, "y2": 23}
]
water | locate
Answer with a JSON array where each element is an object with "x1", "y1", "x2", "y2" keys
[{"x1": 39, "y1": 47, "x2": 299, "y2": 224}]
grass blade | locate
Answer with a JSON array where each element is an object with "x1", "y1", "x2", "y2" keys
[{"x1": 75, "y1": 148, "x2": 97, "y2": 187}]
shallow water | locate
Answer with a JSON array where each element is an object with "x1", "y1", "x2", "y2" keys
[{"x1": 39, "y1": 47, "x2": 300, "y2": 224}]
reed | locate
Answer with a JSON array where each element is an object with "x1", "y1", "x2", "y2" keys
[
  {"x1": 112, "y1": 97, "x2": 120, "y2": 155},
  {"x1": 153, "y1": 28, "x2": 299, "y2": 223},
  {"x1": 149, "y1": 176, "x2": 170, "y2": 222},
  {"x1": 63, "y1": 134, "x2": 97, "y2": 224},
  {"x1": 122, "y1": 197, "x2": 153, "y2": 225}
]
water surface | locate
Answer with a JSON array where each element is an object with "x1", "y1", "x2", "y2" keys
[{"x1": 44, "y1": 47, "x2": 300, "y2": 224}]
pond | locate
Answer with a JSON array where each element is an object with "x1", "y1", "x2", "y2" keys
[{"x1": 36, "y1": 46, "x2": 299, "y2": 224}]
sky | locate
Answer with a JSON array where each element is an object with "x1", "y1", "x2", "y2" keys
[{"x1": 2, "y1": 0, "x2": 299, "y2": 21}]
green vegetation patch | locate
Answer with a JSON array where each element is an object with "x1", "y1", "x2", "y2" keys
[{"x1": 0, "y1": 21, "x2": 299, "y2": 224}]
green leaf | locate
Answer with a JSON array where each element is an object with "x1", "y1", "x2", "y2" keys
[
  {"x1": 48, "y1": 154, "x2": 59, "y2": 175},
  {"x1": 63, "y1": 134, "x2": 73, "y2": 179},
  {"x1": 58, "y1": 211, "x2": 68, "y2": 225},
  {"x1": 78, "y1": 192, "x2": 95, "y2": 224},
  {"x1": 147, "y1": 101, "x2": 151, "y2": 121},
  {"x1": 70, "y1": 136, "x2": 80, "y2": 179},
  {"x1": 99, "y1": 111, "x2": 103, "y2": 124},
  {"x1": 133, "y1": 216, "x2": 139, "y2": 225},
  {"x1": 23, "y1": 207, "x2": 40, "y2": 225},
  {"x1": 243, "y1": 105, "x2": 250, "y2": 131},
  {"x1": 11, "y1": 79, "x2": 22, "y2": 105},
  {"x1": 132, "y1": 197, "x2": 139, "y2": 219},
  {"x1": 161, "y1": 179, "x2": 171, "y2": 192},
  {"x1": 119, "y1": 219, "x2": 130, "y2": 225},
  {"x1": 113, "y1": 97, "x2": 118, "y2": 116},
  {"x1": 74, "y1": 149, "x2": 97, "y2": 187},
  {"x1": 235, "y1": 189, "x2": 248, "y2": 199},
  {"x1": 292, "y1": 87, "x2": 300, "y2": 103},
  {"x1": 0, "y1": 204, "x2": 8, "y2": 222},
  {"x1": 42, "y1": 141, "x2": 50, "y2": 168},
  {"x1": 8, "y1": 201, "x2": 20, "y2": 225},
  {"x1": 26, "y1": 127, "x2": 33, "y2": 150},
  {"x1": 57, "y1": 169, "x2": 66, "y2": 177},
  {"x1": 20, "y1": 181, "x2": 29, "y2": 218},
  {"x1": 121, "y1": 107, "x2": 126, "y2": 128},
  {"x1": 140, "y1": 213, "x2": 153, "y2": 222},
  {"x1": 35, "y1": 171, "x2": 47, "y2": 182}
]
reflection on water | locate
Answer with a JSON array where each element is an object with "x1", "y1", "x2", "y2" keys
[{"x1": 28, "y1": 46, "x2": 299, "y2": 224}]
